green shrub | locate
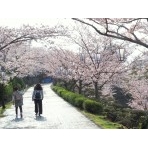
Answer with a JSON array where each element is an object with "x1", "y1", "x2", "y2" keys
[
  {"x1": 75, "y1": 97, "x2": 85, "y2": 109},
  {"x1": 4, "y1": 82, "x2": 13, "y2": 101},
  {"x1": 141, "y1": 116, "x2": 148, "y2": 129},
  {"x1": 61, "y1": 92, "x2": 70, "y2": 101},
  {"x1": 106, "y1": 111, "x2": 117, "y2": 122},
  {"x1": 52, "y1": 86, "x2": 58, "y2": 92},
  {"x1": 11, "y1": 77, "x2": 25, "y2": 89},
  {"x1": 64, "y1": 92, "x2": 75, "y2": 100},
  {"x1": 131, "y1": 110, "x2": 146, "y2": 118},
  {"x1": 114, "y1": 111, "x2": 124, "y2": 122},
  {"x1": 57, "y1": 88, "x2": 65, "y2": 96},
  {"x1": 118, "y1": 118, "x2": 133, "y2": 129},
  {"x1": 59, "y1": 90, "x2": 66, "y2": 97},
  {"x1": 83, "y1": 100, "x2": 103, "y2": 115},
  {"x1": 128, "y1": 110, "x2": 146, "y2": 128},
  {"x1": 103, "y1": 105, "x2": 115, "y2": 113},
  {"x1": 68, "y1": 97, "x2": 76, "y2": 106}
]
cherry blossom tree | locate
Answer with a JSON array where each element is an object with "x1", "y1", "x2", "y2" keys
[
  {"x1": 112, "y1": 56, "x2": 148, "y2": 110},
  {"x1": 128, "y1": 62, "x2": 148, "y2": 110},
  {"x1": 0, "y1": 23, "x2": 68, "y2": 84},
  {"x1": 0, "y1": 24, "x2": 67, "y2": 52},
  {"x1": 72, "y1": 18, "x2": 148, "y2": 49},
  {"x1": 66, "y1": 25, "x2": 129, "y2": 99},
  {"x1": 0, "y1": 43, "x2": 50, "y2": 83}
]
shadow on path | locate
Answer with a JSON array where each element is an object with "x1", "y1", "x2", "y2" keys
[
  {"x1": 11, "y1": 118, "x2": 24, "y2": 122},
  {"x1": 35, "y1": 116, "x2": 47, "y2": 121}
]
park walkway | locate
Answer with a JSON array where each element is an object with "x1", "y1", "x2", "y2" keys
[{"x1": 0, "y1": 84, "x2": 100, "y2": 129}]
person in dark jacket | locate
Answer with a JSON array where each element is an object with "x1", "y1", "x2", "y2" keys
[
  {"x1": 32, "y1": 83, "x2": 43, "y2": 116},
  {"x1": 12, "y1": 87, "x2": 23, "y2": 118}
]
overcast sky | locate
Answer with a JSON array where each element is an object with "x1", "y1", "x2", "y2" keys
[
  {"x1": 0, "y1": 0, "x2": 146, "y2": 20},
  {"x1": 0, "y1": 18, "x2": 74, "y2": 28},
  {"x1": 0, "y1": 0, "x2": 147, "y2": 28}
]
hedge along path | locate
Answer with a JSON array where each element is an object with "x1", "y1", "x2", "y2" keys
[
  {"x1": 0, "y1": 84, "x2": 100, "y2": 129},
  {"x1": 52, "y1": 86, "x2": 103, "y2": 115}
]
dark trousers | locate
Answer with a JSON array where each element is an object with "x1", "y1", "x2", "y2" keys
[
  {"x1": 15, "y1": 106, "x2": 22, "y2": 115},
  {"x1": 34, "y1": 100, "x2": 42, "y2": 114}
]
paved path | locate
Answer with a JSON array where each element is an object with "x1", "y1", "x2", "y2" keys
[{"x1": 0, "y1": 84, "x2": 100, "y2": 129}]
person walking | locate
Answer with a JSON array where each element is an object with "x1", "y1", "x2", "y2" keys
[
  {"x1": 12, "y1": 87, "x2": 23, "y2": 118},
  {"x1": 32, "y1": 83, "x2": 44, "y2": 116}
]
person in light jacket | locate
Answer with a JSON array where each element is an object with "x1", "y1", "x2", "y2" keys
[
  {"x1": 12, "y1": 87, "x2": 23, "y2": 118},
  {"x1": 32, "y1": 83, "x2": 43, "y2": 116}
]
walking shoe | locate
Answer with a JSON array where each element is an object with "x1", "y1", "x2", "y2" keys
[{"x1": 16, "y1": 114, "x2": 18, "y2": 118}]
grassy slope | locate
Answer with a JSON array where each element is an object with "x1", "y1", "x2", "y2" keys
[{"x1": 81, "y1": 111, "x2": 125, "y2": 129}]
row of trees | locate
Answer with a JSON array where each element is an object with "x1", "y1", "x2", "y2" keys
[
  {"x1": 0, "y1": 23, "x2": 68, "y2": 80},
  {"x1": 1, "y1": 18, "x2": 148, "y2": 111},
  {"x1": 47, "y1": 20, "x2": 148, "y2": 111},
  {"x1": 0, "y1": 23, "x2": 68, "y2": 107}
]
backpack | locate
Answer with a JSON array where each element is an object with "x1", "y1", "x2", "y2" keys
[
  {"x1": 15, "y1": 91, "x2": 23, "y2": 100},
  {"x1": 35, "y1": 91, "x2": 41, "y2": 99}
]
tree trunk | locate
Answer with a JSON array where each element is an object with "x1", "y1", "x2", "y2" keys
[
  {"x1": 0, "y1": 84, "x2": 5, "y2": 109},
  {"x1": 1, "y1": 98, "x2": 5, "y2": 109},
  {"x1": 78, "y1": 80, "x2": 82, "y2": 94},
  {"x1": 94, "y1": 82, "x2": 100, "y2": 99},
  {"x1": 64, "y1": 81, "x2": 68, "y2": 89}
]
